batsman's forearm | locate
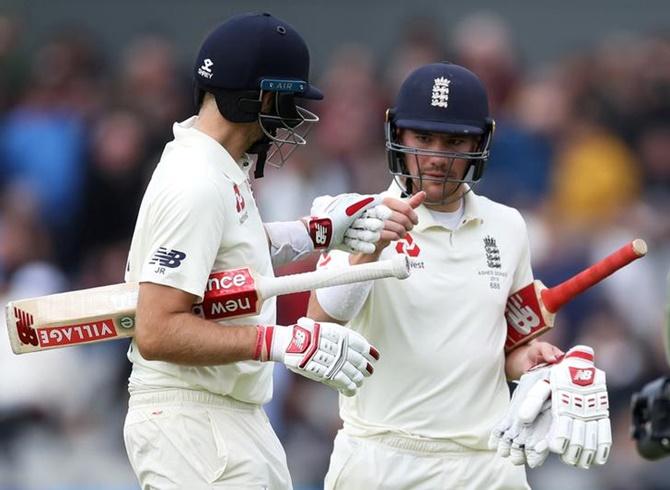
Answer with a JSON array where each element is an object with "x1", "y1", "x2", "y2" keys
[{"x1": 135, "y1": 309, "x2": 258, "y2": 365}]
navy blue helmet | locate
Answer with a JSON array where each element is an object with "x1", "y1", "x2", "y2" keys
[
  {"x1": 194, "y1": 12, "x2": 322, "y2": 176},
  {"x1": 385, "y1": 62, "x2": 495, "y2": 201}
]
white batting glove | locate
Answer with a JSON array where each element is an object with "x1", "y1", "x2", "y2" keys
[
  {"x1": 304, "y1": 193, "x2": 391, "y2": 254},
  {"x1": 519, "y1": 345, "x2": 611, "y2": 469},
  {"x1": 515, "y1": 400, "x2": 554, "y2": 468},
  {"x1": 489, "y1": 365, "x2": 552, "y2": 467},
  {"x1": 256, "y1": 317, "x2": 380, "y2": 396},
  {"x1": 491, "y1": 345, "x2": 611, "y2": 470}
]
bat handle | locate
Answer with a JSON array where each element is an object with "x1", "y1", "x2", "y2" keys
[
  {"x1": 258, "y1": 254, "x2": 411, "y2": 299},
  {"x1": 541, "y1": 239, "x2": 647, "y2": 313}
]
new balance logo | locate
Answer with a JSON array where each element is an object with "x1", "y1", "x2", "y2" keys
[
  {"x1": 286, "y1": 325, "x2": 312, "y2": 355},
  {"x1": 149, "y1": 247, "x2": 187, "y2": 268},
  {"x1": 309, "y1": 218, "x2": 332, "y2": 249},
  {"x1": 294, "y1": 329, "x2": 307, "y2": 349},
  {"x1": 505, "y1": 295, "x2": 541, "y2": 335},
  {"x1": 569, "y1": 366, "x2": 595, "y2": 386},
  {"x1": 197, "y1": 58, "x2": 214, "y2": 79},
  {"x1": 14, "y1": 307, "x2": 38, "y2": 346},
  {"x1": 315, "y1": 224, "x2": 328, "y2": 246}
]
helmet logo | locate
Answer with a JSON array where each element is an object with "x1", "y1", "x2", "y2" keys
[
  {"x1": 198, "y1": 58, "x2": 214, "y2": 79},
  {"x1": 431, "y1": 77, "x2": 451, "y2": 108}
]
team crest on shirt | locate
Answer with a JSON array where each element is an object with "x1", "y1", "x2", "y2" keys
[
  {"x1": 233, "y1": 183, "x2": 248, "y2": 224},
  {"x1": 478, "y1": 235, "x2": 507, "y2": 290},
  {"x1": 395, "y1": 233, "x2": 424, "y2": 269},
  {"x1": 483, "y1": 236, "x2": 501, "y2": 269}
]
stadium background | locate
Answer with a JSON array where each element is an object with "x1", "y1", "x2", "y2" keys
[{"x1": 0, "y1": 1, "x2": 668, "y2": 488}]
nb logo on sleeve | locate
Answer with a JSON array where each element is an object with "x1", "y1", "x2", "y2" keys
[{"x1": 149, "y1": 247, "x2": 187, "y2": 269}]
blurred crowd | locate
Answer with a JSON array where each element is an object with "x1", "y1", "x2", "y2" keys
[{"x1": 0, "y1": 10, "x2": 668, "y2": 490}]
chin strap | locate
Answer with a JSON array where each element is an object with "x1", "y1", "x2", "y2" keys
[
  {"x1": 404, "y1": 178, "x2": 413, "y2": 197},
  {"x1": 253, "y1": 148, "x2": 268, "y2": 178},
  {"x1": 247, "y1": 137, "x2": 270, "y2": 178}
]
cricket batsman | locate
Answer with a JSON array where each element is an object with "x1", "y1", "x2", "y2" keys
[
  {"x1": 122, "y1": 12, "x2": 419, "y2": 489},
  {"x1": 308, "y1": 62, "x2": 612, "y2": 489}
]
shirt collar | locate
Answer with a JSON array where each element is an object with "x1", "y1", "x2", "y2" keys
[
  {"x1": 384, "y1": 180, "x2": 484, "y2": 231},
  {"x1": 172, "y1": 116, "x2": 251, "y2": 185}
]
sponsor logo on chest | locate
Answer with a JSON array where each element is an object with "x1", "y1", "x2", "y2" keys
[{"x1": 394, "y1": 233, "x2": 424, "y2": 269}]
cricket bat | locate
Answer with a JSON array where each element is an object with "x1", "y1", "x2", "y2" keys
[
  {"x1": 6, "y1": 255, "x2": 410, "y2": 354},
  {"x1": 505, "y1": 239, "x2": 647, "y2": 351}
]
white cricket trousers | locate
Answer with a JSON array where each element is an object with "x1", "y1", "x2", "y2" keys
[
  {"x1": 124, "y1": 389, "x2": 292, "y2": 489},
  {"x1": 325, "y1": 430, "x2": 530, "y2": 490}
]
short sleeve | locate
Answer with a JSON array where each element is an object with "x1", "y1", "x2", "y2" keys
[{"x1": 139, "y1": 178, "x2": 225, "y2": 301}]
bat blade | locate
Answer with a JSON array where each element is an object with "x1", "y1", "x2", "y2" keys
[
  {"x1": 6, "y1": 255, "x2": 410, "y2": 355},
  {"x1": 6, "y1": 282, "x2": 139, "y2": 354},
  {"x1": 505, "y1": 239, "x2": 647, "y2": 352}
]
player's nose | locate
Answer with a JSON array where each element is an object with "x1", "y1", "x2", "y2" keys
[{"x1": 422, "y1": 160, "x2": 449, "y2": 177}]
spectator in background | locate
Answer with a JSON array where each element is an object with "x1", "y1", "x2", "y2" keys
[
  {"x1": 115, "y1": 34, "x2": 191, "y2": 156},
  {"x1": 76, "y1": 109, "x2": 150, "y2": 261},
  {"x1": 383, "y1": 16, "x2": 447, "y2": 97},
  {"x1": 452, "y1": 12, "x2": 553, "y2": 209},
  {"x1": 0, "y1": 14, "x2": 26, "y2": 112},
  {"x1": 0, "y1": 29, "x2": 105, "y2": 269},
  {"x1": 0, "y1": 184, "x2": 50, "y2": 281},
  {"x1": 313, "y1": 44, "x2": 387, "y2": 192},
  {"x1": 549, "y1": 122, "x2": 641, "y2": 228},
  {"x1": 0, "y1": 187, "x2": 129, "y2": 488},
  {"x1": 451, "y1": 11, "x2": 520, "y2": 115}
]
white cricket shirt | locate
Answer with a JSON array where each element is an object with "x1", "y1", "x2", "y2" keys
[
  {"x1": 125, "y1": 116, "x2": 275, "y2": 405},
  {"x1": 320, "y1": 182, "x2": 533, "y2": 449}
]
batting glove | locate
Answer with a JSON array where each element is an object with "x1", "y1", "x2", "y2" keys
[
  {"x1": 492, "y1": 345, "x2": 612, "y2": 470},
  {"x1": 255, "y1": 317, "x2": 380, "y2": 397},
  {"x1": 304, "y1": 193, "x2": 391, "y2": 254},
  {"x1": 519, "y1": 345, "x2": 611, "y2": 469},
  {"x1": 489, "y1": 365, "x2": 553, "y2": 468}
]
